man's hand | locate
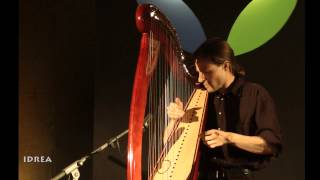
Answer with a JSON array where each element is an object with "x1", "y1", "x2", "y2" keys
[
  {"x1": 201, "y1": 129, "x2": 274, "y2": 155},
  {"x1": 163, "y1": 97, "x2": 185, "y2": 143},
  {"x1": 201, "y1": 129, "x2": 231, "y2": 149},
  {"x1": 167, "y1": 98, "x2": 185, "y2": 120}
]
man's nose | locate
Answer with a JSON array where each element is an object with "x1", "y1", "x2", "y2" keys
[{"x1": 198, "y1": 72, "x2": 205, "y2": 82}]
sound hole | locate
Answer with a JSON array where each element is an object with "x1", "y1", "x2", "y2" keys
[{"x1": 157, "y1": 160, "x2": 171, "y2": 174}]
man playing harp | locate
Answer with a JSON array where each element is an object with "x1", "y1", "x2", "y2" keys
[
  {"x1": 127, "y1": 4, "x2": 282, "y2": 180},
  {"x1": 167, "y1": 37, "x2": 282, "y2": 180}
]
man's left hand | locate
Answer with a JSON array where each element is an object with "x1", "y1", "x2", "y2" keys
[{"x1": 201, "y1": 129, "x2": 231, "y2": 149}]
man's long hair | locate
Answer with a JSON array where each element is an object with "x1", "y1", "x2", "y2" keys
[{"x1": 194, "y1": 37, "x2": 246, "y2": 77}]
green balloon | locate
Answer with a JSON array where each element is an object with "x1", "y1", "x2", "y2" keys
[{"x1": 227, "y1": 0, "x2": 297, "y2": 56}]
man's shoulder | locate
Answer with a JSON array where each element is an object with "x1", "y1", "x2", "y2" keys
[
  {"x1": 241, "y1": 80, "x2": 270, "y2": 96},
  {"x1": 243, "y1": 81, "x2": 265, "y2": 90}
]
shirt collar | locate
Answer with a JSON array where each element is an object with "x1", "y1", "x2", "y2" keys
[{"x1": 216, "y1": 76, "x2": 246, "y2": 96}]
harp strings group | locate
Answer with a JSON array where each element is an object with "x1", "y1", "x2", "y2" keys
[{"x1": 146, "y1": 17, "x2": 193, "y2": 179}]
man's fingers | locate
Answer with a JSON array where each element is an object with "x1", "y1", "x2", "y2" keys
[
  {"x1": 167, "y1": 106, "x2": 184, "y2": 115},
  {"x1": 203, "y1": 139, "x2": 218, "y2": 148},
  {"x1": 167, "y1": 99, "x2": 185, "y2": 119},
  {"x1": 204, "y1": 134, "x2": 218, "y2": 141},
  {"x1": 205, "y1": 130, "x2": 213, "y2": 136},
  {"x1": 167, "y1": 109, "x2": 184, "y2": 119},
  {"x1": 175, "y1": 97, "x2": 183, "y2": 109},
  {"x1": 167, "y1": 109, "x2": 184, "y2": 115},
  {"x1": 205, "y1": 129, "x2": 219, "y2": 136},
  {"x1": 209, "y1": 141, "x2": 223, "y2": 149},
  {"x1": 168, "y1": 112, "x2": 184, "y2": 118},
  {"x1": 168, "y1": 103, "x2": 176, "y2": 108},
  {"x1": 201, "y1": 129, "x2": 226, "y2": 149},
  {"x1": 168, "y1": 103, "x2": 181, "y2": 110},
  {"x1": 207, "y1": 140, "x2": 217, "y2": 145},
  {"x1": 169, "y1": 115, "x2": 182, "y2": 119},
  {"x1": 167, "y1": 105, "x2": 183, "y2": 111},
  {"x1": 205, "y1": 140, "x2": 223, "y2": 149},
  {"x1": 167, "y1": 99, "x2": 184, "y2": 111}
]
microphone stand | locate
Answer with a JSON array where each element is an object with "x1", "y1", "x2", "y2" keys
[{"x1": 51, "y1": 114, "x2": 152, "y2": 180}]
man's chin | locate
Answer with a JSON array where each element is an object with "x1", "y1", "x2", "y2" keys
[{"x1": 205, "y1": 88, "x2": 217, "y2": 93}]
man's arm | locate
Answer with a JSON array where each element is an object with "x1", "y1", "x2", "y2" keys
[
  {"x1": 227, "y1": 131, "x2": 273, "y2": 154},
  {"x1": 163, "y1": 98, "x2": 185, "y2": 144},
  {"x1": 163, "y1": 119, "x2": 176, "y2": 144},
  {"x1": 202, "y1": 129, "x2": 273, "y2": 155}
]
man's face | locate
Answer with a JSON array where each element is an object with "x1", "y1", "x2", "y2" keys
[{"x1": 196, "y1": 58, "x2": 228, "y2": 93}]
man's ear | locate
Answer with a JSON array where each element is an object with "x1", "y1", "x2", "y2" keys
[{"x1": 223, "y1": 61, "x2": 232, "y2": 72}]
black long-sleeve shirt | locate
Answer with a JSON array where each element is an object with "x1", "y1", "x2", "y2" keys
[{"x1": 199, "y1": 76, "x2": 282, "y2": 172}]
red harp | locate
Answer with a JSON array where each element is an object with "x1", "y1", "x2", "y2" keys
[{"x1": 127, "y1": 4, "x2": 208, "y2": 180}]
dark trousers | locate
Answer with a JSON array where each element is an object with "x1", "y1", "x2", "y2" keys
[{"x1": 198, "y1": 167, "x2": 254, "y2": 180}]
